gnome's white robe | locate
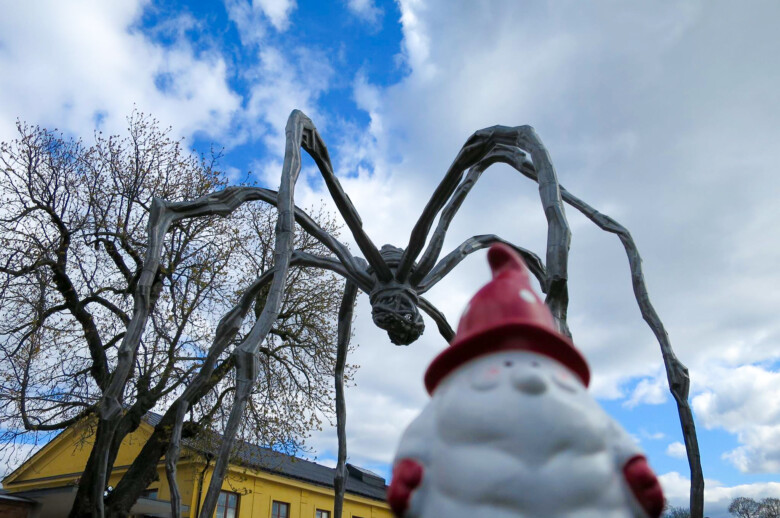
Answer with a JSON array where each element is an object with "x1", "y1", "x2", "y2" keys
[{"x1": 392, "y1": 351, "x2": 652, "y2": 518}]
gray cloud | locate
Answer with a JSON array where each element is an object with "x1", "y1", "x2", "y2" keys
[
  {"x1": 312, "y1": 0, "x2": 780, "y2": 481},
  {"x1": 694, "y1": 365, "x2": 780, "y2": 473},
  {"x1": 2, "y1": 0, "x2": 779, "y2": 495}
]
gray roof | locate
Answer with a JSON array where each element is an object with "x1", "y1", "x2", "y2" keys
[
  {"x1": 144, "y1": 413, "x2": 388, "y2": 502},
  {"x1": 0, "y1": 489, "x2": 37, "y2": 505}
]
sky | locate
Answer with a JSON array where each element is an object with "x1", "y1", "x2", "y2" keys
[{"x1": 1, "y1": 1, "x2": 779, "y2": 516}]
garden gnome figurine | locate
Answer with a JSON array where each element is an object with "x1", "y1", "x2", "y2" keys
[{"x1": 387, "y1": 243, "x2": 664, "y2": 518}]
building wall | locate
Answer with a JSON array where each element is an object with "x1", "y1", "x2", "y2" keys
[
  {"x1": 3, "y1": 422, "x2": 392, "y2": 518},
  {"x1": 188, "y1": 465, "x2": 393, "y2": 518},
  {"x1": 3, "y1": 421, "x2": 154, "y2": 492},
  {"x1": 0, "y1": 500, "x2": 36, "y2": 518}
]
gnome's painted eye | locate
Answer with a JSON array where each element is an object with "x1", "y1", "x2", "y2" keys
[{"x1": 471, "y1": 364, "x2": 502, "y2": 391}]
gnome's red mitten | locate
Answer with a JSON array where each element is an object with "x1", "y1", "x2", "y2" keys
[
  {"x1": 387, "y1": 458, "x2": 424, "y2": 517},
  {"x1": 623, "y1": 455, "x2": 664, "y2": 518}
]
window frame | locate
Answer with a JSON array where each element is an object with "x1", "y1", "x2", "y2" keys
[
  {"x1": 215, "y1": 490, "x2": 240, "y2": 518},
  {"x1": 316, "y1": 510, "x2": 331, "y2": 518},
  {"x1": 271, "y1": 500, "x2": 291, "y2": 518}
]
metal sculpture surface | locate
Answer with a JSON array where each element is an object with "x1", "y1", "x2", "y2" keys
[{"x1": 90, "y1": 110, "x2": 703, "y2": 518}]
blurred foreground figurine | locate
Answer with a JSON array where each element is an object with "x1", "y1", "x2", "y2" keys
[{"x1": 388, "y1": 244, "x2": 664, "y2": 518}]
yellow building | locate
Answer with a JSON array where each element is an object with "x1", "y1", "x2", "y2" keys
[{"x1": 2, "y1": 414, "x2": 393, "y2": 518}]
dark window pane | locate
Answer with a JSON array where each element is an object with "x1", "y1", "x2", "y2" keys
[
  {"x1": 216, "y1": 491, "x2": 239, "y2": 518},
  {"x1": 272, "y1": 501, "x2": 290, "y2": 518},
  {"x1": 141, "y1": 489, "x2": 158, "y2": 500}
]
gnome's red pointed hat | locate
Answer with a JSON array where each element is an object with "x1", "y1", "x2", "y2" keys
[{"x1": 424, "y1": 243, "x2": 590, "y2": 394}]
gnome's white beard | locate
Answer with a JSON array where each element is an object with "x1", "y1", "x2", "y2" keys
[
  {"x1": 436, "y1": 367, "x2": 607, "y2": 460},
  {"x1": 397, "y1": 351, "x2": 646, "y2": 518}
]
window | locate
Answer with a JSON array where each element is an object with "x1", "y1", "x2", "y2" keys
[
  {"x1": 316, "y1": 510, "x2": 331, "y2": 518},
  {"x1": 216, "y1": 491, "x2": 239, "y2": 518},
  {"x1": 272, "y1": 501, "x2": 290, "y2": 518},
  {"x1": 140, "y1": 489, "x2": 158, "y2": 500}
]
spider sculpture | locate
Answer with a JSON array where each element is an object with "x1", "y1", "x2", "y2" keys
[{"x1": 91, "y1": 110, "x2": 703, "y2": 518}]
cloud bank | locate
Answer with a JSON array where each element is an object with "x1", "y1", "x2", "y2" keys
[{"x1": 1, "y1": 1, "x2": 779, "y2": 507}]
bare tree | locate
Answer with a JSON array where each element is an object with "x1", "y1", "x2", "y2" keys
[
  {"x1": 0, "y1": 114, "x2": 346, "y2": 518},
  {"x1": 760, "y1": 498, "x2": 780, "y2": 518},
  {"x1": 730, "y1": 497, "x2": 762, "y2": 518},
  {"x1": 664, "y1": 506, "x2": 691, "y2": 518}
]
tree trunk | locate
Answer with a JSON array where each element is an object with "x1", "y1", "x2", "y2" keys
[
  {"x1": 68, "y1": 419, "x2": 112, "y2": 518},
  {"x1": 104, "y1": 416, "x2": 175, "y2": 517}
]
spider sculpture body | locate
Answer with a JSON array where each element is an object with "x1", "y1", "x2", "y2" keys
[
  {"x1": 91, "y1": 110, "x2": 703, "y2": 518},
  {"x1": 367, "y1": 245, "x2": 426, "y2": 345}
]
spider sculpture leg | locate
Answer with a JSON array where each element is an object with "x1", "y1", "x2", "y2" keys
[
  {"x1": 399, "y1": 123, "x2": 703, "y2": 517},
  {"x1": 201, "y1": 110, "x2": 388, "y2": 517},
  {"x1": 198, "y1": 112, "x2": 310, "y2": 518},
  {"x1": 417, "y1": 234, "x2": 546, "y2": 294},
  {"x1": 295, "y1": 111, "x2": 393, "y2": 283},
  {"x1": 549, "y1": 183, "x2": 703, "y2": 517},
  {"x1": 334, "y1": 280, "x2": 359, "y2": 518},
  {"x1": 399, "y1": 125, "x2": 572, "y2": 335}
]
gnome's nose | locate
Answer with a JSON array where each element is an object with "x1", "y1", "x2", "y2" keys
[{"x1": 511, "y1": 370, "x2": 547, "y2": 395}]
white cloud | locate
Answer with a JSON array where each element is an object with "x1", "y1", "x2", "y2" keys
[
  {"x1": 659, "y1": 471, "x2": 780, "y2": 518},
  {"x1": 0, "y1": 0, "x2": 241, "y2": 143},
  {"x1": 722, "y1": 426, "x2": 780, "y2": 474},
  {"x1": 255, "y1": 0, "x2": 296, "y2": 31},
  {"x1": 224, "y1": 0, "x2": 267, "y2": 46},
  {"x1": 624, "y1": 373, "x2": 669, "y2": 409},
  {"x1": 693, "y1": 366, "x2": 780, "y2": 431},
  {"x1": 666, "y1": 441, "x2": 687, "y2": 460},
  {"x1": 640, "y1": 429, "x2": 666, "y2": 441},
  {"x1": 346, "y1": 0, "x2": 382, "y2": 27},
  {"x1": 240, "y1": 46, "x2": 334, "y2": 154},
  {"x1": 396, "y1": 0, "x2": 436, "y2": 81},
  {"x1": 224, "y1": 0, "x2": 296, "y2": 39},
  {"x1": 693, "y1": 365, "x2": 780, "y2": 473}
]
